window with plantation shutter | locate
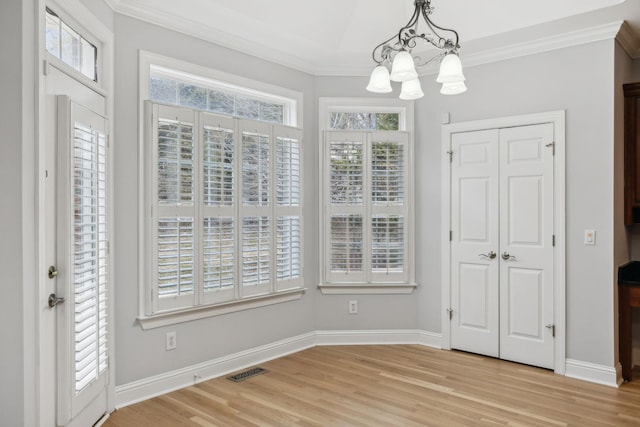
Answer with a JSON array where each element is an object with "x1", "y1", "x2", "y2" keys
[
  {"x1": 143, "y1": 102, "x2": 303, "y2": 322},
  {"x1": 321, "y1": 124, "x2": 414, "y2": 293}
]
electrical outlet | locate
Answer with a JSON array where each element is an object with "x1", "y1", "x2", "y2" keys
[
  {"x1": 349, "y1": 300, "x2": 358, "y2": 314},
  {"x1": 166, "y1": 331, "x2": 177, "y2": 351}
]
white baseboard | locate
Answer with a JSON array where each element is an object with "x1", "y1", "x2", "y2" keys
[
  {"x1": 115, "y1": 329, "x2": 443, "y2": 408},
  {"x1": 565, "y1": 359, "x2": 620, "y2": 388},
  {"x1": 117, "y1": 331, "x2": 626, "y2": 409},
  {"x1": 315, "y1": 329, "x2": 441, "y2": 346},
  {"x1": 115, "y1": 331, "x2": 316, "y2": 408}
]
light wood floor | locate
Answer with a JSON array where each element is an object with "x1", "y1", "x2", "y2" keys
[{"x1": 104, "y1": 345, "x2": 640, "y2": 426}]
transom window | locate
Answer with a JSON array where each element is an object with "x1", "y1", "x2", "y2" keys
[
  {"x1": 45, "y1": 7, "x2": 97, "y2": 81},
  {"x1": 149, "y1": 65, "x2": 296, "y2": 125}
]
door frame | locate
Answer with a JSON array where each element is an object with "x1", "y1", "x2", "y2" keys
[
  {"x1": 440, "y1": 110, "x2": 566, "y2": 375},
  {"x1": 36, "y1": 0, "x2": 115, "y2": 424}
]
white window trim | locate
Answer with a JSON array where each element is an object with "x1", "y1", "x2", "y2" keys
[
  {"x1": 44, "y1": 1, "x2": 105, "y2": 92},
  {"x1": 318, "y1": 98, "x2": 416, "y2": 295}
]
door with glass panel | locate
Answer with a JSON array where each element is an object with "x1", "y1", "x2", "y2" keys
[{"x1": 52, "y1": 94, "x2": 110, "y2": 427}]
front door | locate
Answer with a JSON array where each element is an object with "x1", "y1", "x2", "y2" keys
[
  {"x1": 450, "y1": 123, "x2": 555, "y2": 369},
  {"x1": 43, "y1": 63, "x2": 110, "y2": 426}
]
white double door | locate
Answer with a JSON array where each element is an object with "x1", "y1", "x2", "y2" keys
[{"x1": 450, "y1": 123, "x2": 555, "y2": 369}]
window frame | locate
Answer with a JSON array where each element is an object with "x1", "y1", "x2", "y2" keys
[
  {"x1": 318, "y1": 98, "x2": 416, "y2": 295},
  {"x1": 139, "y1": 56, "x2": 304, "y2": 329},
  {"x1": 44, "y1": 5, "x2": 103, "y2": 89},
  {"x1": 139, "y1": 50, "x2": 303, "y2": 127}
]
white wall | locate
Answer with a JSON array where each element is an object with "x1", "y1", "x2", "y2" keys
[
  {"x1": 413, "y1": 40, "x2": 618, "y2": 367},
  {"x1": 113, "y1": 15, "x2": 319, "y2": 386}
]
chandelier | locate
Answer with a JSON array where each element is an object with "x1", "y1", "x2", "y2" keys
[{"x1": 366, "y1": 0, "x2": 466, "y2": 99}]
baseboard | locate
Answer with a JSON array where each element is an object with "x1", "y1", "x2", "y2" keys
[
  {"x1": 565, "y1": 359, "x2": 620, "y2": 388},
  {"x1": 315, "y1": 329, "x2": 441, "y2": 347},
  {"x1": 115, "y1": 329, "x2": 443, "y2": 408},
  {"x1": 114, "y1": 331, "x2": 316, "y2": 408}
]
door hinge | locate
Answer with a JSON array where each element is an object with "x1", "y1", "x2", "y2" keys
[
  {"x1": 446, "y1": 308, "x2": 453, "y2": 320},
  {"x1": 546, "y1": 323, "x2": 555, "y2": 338},
  {"x1": 449, "y1": 230, "x2": 452, "y2": 241},
  {"x1": 446, "y1": 150, "x2": 453, "y2": 163},
  {"x1": 545, "y1": 142, "x2": 555, "y2": 156},
  {"x1": 552, "y1": 234, "x2": 555, "y2": 247}
]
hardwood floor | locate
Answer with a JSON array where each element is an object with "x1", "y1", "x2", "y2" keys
[{"x1": 104, "y1": 345, "x2": 640, "y2": 426}]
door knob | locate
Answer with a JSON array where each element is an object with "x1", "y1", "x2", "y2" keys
[
  {"x1": 48, "y1": 265, "x2": 58, "y2": 279},
  {"x1": 48, "y1": 293, "x2": 65, "y2": 308},
  {"x1": 478, "y1": 251, "x2": 497, "y2": 259},
  {"x1": 501, "y1": 252, "x2": 516, "y2": 261}
]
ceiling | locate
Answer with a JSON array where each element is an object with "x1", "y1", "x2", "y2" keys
[{"x1": 108, "y1": 0, "x2": 640, "y2": 75}]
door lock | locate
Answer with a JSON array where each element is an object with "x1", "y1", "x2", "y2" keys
[
  {"x1": 48, "y1": 265, "x2": 58, "y2": 279},
  {"x1": 48, "y1": 293, "x2": 65, "y2": 308}
]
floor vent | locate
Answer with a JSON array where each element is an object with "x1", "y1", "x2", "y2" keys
[{"x1": 227, "y1": 367, "x2": 268, "y2": 382}]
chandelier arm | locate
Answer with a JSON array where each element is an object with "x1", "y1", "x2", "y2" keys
[
  {"x1": 420, "y1": 5, "x2": 459, "y2": 49},
  {"x1": 396, "y1": 6, "x2": 421, "y2": 47},
  {"x1": 371, "y1": 34, "x2": 401, "y2": 65}
]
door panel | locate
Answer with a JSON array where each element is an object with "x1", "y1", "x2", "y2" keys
[
  {"x1": 499, "y1": 124, "x2": 554, "y2": 369},
  {"x1": 450, "y1": 130, "x2": 500, "y2": 358},
  {"x1": 55, "y1": 96, "x2": 109, "y2": 426}
]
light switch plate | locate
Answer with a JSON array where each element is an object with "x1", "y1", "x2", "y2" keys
[{"x1": 584, "y1": 230, "x2": 595, "y2": 245}]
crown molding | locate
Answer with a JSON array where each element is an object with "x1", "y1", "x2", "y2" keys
[
  {"x1": 458, "y1": 21, "x2": 625, "y2": 74},
  {"x1": 105, "y1": 2, "x2": 632, "y2": 76},
  {"x1": 616, "y1": 20, "x2": 640, "y2": 58}
]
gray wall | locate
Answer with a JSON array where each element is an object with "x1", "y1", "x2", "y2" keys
[
  {"x1": 113, "y1": 15, "x2": 319, "y2": 385},
  {"x1": 0, "y1": 1, "x2": 26, "y2": 424},
  {"x1": 112, "y1": 12, "x2": 626, "y2": 386},
  {"x1": 411, "y1": 40, "x2": 619, "y2": 367}
]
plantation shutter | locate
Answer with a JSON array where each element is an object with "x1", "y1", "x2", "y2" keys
[
  {"x1": 72, "y1": 117, "x2": 109, "y2": 393},
  {"x1": 201, "y1": 113, "x2": 236, "y2": 304},
  {"x1": 325, "y1": 132, "x2": 366, "y2": 283},
  {"x1": 146, "y1": 102, "x2": 304, "y2": 315},
  {"x1": 275, "y1": 126, "x2": 303, "y2": 290},
  {"x1": 240, "y1": 120, "x2": 272, "y2": 296},
  {"x1": 324, "y1": 131, "x2": 409, "y2": 284},
  {"x1": 370, "y1": 133, "x2": 408, "y2": 283},
  {"x1": 153, "y1": 104, "x2": 197, "y2": 312}
]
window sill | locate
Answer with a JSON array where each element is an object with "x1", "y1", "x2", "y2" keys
[
  {"x1": 317, "y1": 283, "x2": 417, "y2": 295},
  {"x1": 138, "y1": 288, "x2": 307, "y2": 330}
]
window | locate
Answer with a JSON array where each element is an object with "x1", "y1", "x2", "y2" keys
[
  {"x1": 319, "y1": 98, "x2": 415, "y2": 294},
  {"x1": 45, "y1": 8, "x2": 97, "y2": 81},
  {"x1": 142, "y1": 102, "x2": 303, "y2": 323}
]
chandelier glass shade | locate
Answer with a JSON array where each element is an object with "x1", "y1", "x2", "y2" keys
[{"x1": 366, "y1": 0, "x2": 467, "y2": 98}]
